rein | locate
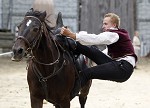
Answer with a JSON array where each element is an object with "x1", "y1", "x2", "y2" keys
[
  {"x1": 18, "y1": 15, "x2": 67, "y2": 101},
  {"x1": 32, "y1": 58, "x2": 66, "y2": 101},
  {"x1": 32, "y1": 37, "x2": 61, "y2": 66}
]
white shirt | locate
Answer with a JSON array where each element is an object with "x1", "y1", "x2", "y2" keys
[
  {"x1": 76, "y1": 31, "x2": 119, "y2": 45},
  {"x1": 76, "y1": 30, "x2": 136, "y2": 67}
]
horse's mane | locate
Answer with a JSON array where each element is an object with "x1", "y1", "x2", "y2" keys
[
  {"x1": 25, "y1": 8, "x2": 54, "y2": 31},
  {"x1": 25, "y1": 8, "x2": 43, "y2": 17}
]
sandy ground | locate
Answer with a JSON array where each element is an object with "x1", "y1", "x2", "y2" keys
[{"x1": 0, "y1": 57, "x2": 150, "y2": 108}]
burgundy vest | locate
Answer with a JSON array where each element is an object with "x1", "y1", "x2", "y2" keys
[{"x1": 107, "y1": 29, "x2": 137, "y2": 61}]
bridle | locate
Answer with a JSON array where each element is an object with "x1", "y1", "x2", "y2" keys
[
  {"x1": 16, "y1": 15, "x2": 68, "y2": 101},
  {"x1": 16, "y1": 15, "x2": 61, "y2": 66}
]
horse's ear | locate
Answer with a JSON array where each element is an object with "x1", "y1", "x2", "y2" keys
[
  {"x1": 56, "y1": 12, "x2": 64, "y2": 28},
  {"x1": 25, "y1": 8, "x2": 34, "y2": 16},
  {"x1": 39, "y1": 11, "x2": 47, "y2": 22},
  {"x1": 30, "y1": 8, "x2": 34, "y2": 12}
]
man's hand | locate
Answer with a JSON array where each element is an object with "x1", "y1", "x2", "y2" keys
[{"x1": 60, "y1": 27, "x2": 76, "y2": 40}]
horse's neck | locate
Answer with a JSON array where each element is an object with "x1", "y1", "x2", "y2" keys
[{"x1": 34, "y1": 36, "x2": 58, "y2": 63}]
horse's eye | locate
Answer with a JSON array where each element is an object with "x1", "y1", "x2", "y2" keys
[{"x1": 33, "y1": 27, "x2": 39, "y2": 32}]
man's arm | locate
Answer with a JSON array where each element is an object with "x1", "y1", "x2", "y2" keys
[
  {"x1": 61, "y1": 27, "x2": 76, "y2": 39},
  {"x1": 61, "y1": 27, "x2": 119, "y2": 46}
]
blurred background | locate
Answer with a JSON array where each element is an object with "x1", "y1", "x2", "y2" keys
[
  {"x1": 0, "y1": 1, "x2": 150, "y2": 108},
  {"x1": 0, "y1": 0, "x2": 150, "y2": 57}
]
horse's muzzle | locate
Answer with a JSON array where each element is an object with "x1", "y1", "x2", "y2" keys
[{"x1": 11, "y1": 47, "x2": 26, "y2": 61}]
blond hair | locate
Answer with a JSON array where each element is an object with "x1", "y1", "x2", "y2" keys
[{"x1": 104, "y1": 13, "x2": 120, "y2": 28}]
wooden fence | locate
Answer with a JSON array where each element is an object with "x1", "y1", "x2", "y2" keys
[
  {"x1": 79, "y1": 0, "x2": 136, "y2": 39},
  {"x1": 0, "y1": 32, "x2": 14, "y2": 51}
]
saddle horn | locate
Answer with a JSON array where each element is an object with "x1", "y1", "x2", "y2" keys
[
  {"x1": 53, "y1": 12, "x2": 64, "y2": 35},
  {"x1": 56, "y1": 12, "x2": 64, "y2": 28}
]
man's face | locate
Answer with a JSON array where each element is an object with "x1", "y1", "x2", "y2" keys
[{"x1": 102, "y1": 17, "x2": 116, "y2": 31}]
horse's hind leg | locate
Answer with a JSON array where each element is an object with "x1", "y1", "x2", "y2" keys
[
  {"x1": 79, "y1": 95, "x2": 87, "y2": 108},
  {"x1": 79, "y1": 80, "x2": 92, "y2": 108}
]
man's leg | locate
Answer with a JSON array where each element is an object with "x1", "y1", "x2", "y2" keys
[
  {"x1": 75, "y1": 42, "x2": 112, "y2": 65},
  {"x1": 80, "y1": 60, "x2": 134, "y2": 87}
]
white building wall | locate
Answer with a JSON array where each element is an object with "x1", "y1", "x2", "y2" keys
[
  {"x1": 0, "y1": 0, "x2": 78, "y2": 33},
  {"x1": 0, "y1": 0, "x2": 2, "y2": 28},
  {"x1": 0, "y1": 0, "x2": 150, "y2": 56},
  {"x1": 137, "y1": 0, "x2": 150, "y2": 56}
]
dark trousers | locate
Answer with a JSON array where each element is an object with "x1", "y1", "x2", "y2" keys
[{"x1": 75, "y1": 42, "x2": 134, "y2": 87}]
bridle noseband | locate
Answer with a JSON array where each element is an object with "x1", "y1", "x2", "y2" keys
[{"x1": 16, "y1": 16, "x2": 43, "y2": 55}]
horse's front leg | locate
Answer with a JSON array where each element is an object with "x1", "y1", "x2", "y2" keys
[
  {"x1": 30, "y1": 95, "x2": 43, "y2": 108},
  {"x1": 58, "y1": 98, "x2": 70, "y2": 108}
]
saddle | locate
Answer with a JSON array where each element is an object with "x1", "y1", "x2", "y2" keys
[
  {"x1": 54, "y1": 34, "x2": 87, "y2": 69},
  {"x1": 54, "y1": 32, "x2": 88, "y2": 99}
]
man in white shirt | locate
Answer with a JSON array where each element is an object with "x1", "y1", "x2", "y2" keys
[{"x1": 60, "y1": 13, "x2": 137, "y2": 91}]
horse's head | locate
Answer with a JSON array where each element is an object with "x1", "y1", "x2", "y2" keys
[{"x1": 12, "y1": 9, "x2": 47, "y2": 61}]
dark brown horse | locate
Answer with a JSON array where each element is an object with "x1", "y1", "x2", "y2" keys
[{"x1": 11, "y1": 9, "x2": 91, "y2": 108}]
